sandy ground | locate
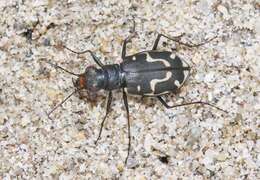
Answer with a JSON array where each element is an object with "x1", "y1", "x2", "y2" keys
[{"x1": 0, "y1": 0, "x2": 259, "y2": 179}]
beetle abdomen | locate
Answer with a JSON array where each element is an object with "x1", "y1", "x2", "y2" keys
[{"x1": 121, "y1": 51, "x2": 190, "y2": 96}]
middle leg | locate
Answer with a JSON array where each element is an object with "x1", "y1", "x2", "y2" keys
[
  {"x1": 122, "y1": 89, "x2": 131, "y2": 164},
  {"x1": 95, "y1": 91, "x2": 113, "y2": 144}
]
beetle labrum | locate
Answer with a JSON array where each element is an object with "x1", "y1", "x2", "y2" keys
[{"x1": 47, "y1": 26, "x2": 227, "y2": 164}]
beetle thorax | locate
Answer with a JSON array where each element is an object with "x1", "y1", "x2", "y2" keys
[{"x1": 75, "y1": 65, "x2": 124, "y2": 92}]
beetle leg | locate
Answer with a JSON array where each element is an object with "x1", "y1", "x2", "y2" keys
[
  {"x1": 157, "y1": 96, "x2": 228, "y2": 113},
  {"x1": 121, "y1": 19, "x2": 137, "y2": 59},
  {"x1": 95, "y1": 91, "x2": 113, "y2": 144},
  {"x1": 122, "y1": 89, "x2": 131, "y2": 164},
  {"x1": 152, "y1": 33, "x2": 185, "y2": 50},
  {"x1": 63, "y1": 45, "x2": 105, "y2": 68},
  {"x1": 153, "y1": 33, "x2": 216, "y2": 50},
  {"x1": 121, "y1": 37, "x2": 132, "y2": 59}
]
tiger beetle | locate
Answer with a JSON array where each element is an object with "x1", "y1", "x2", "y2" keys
[{"x1": 47, "y1": 22, "x2": 227, "y2": 164}]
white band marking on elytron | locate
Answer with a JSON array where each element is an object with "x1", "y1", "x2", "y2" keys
[
  {"x1": 145, "y1": 52, "x2": 171, "y2": 67},
  {"x1": 150, "y1": 71, "x2": 172, "y2": 92},
  {"x1": 146, "y1": 52, "x2": 172, "y2": 92}
]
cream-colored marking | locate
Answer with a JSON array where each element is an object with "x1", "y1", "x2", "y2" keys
[
  {"x1": 174, "y1": 80, "x2": 181, "y2": 87},
  {"x1": 182, "y1": 59, "x2": 190, "y2": 82},
  {"x1": 170, "y1": 53, "x2": 176, "y2": 59},
  {"x1": 179, "y1": 59, "x2": 190, "y2": 87},
  {"x1": 132, "y1": 56, "x2": 136, "y2": 60},
  {"x1": 137, "y1": 85, "x2": 141, "y2": 92},
  {"x1": 175, "y1": 69, "x2": 190, "y2": 88},
  {"x1": 146, "y1": 52, "x2": 171, "y2": 67},
  {"x1": 145, "y1": 52, "x2": 173, "y2": 93},
  {"x1": 124, "y1": 88, "x2": 128, "y2": 94},
  {"x1": 181, "y1": 59, "x2": 189, "y2": 68},
  {"x1": 144, "y1": 91, "x2": 171, "y2": 96},
  {"x1": 184, "y1": 70, "x2": 189, "y2": 79},
  {"x1": 182, "y1": 70, "x2": 190, "y2": 84},
  {"x1": 150, "y1": 71, "x2": 172, "y2": 92}
]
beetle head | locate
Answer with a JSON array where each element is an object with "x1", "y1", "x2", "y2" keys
[
  {"x1": 74, "y1": 66, "x2": 104, "y2": 92},
  {"x1": 47, "y1": 62, "x2": 103, "y2": 117}
]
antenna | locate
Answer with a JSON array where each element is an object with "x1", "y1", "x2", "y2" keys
[
  {"x1": 47, "y1": 61, "x2": 80, "y2": 77},
  {"x1": 47, "y1": 89, "x2": 79, "y2": 118}
]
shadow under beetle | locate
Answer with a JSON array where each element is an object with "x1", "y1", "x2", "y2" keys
[{"x1": 47, "y1": 24, "x2": 227, "y2": 164}]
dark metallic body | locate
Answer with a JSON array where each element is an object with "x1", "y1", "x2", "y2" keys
[
  {"x1": 49, "y1": 32, "x2": 225, "y2": 165},
  {"x1": 88, "y1": 51, "x2": 190, "y2": 96}
]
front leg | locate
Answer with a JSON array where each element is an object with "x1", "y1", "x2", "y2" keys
[{"x1": 95, "y1": 91, "x2": 113, "y2": 144}]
